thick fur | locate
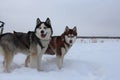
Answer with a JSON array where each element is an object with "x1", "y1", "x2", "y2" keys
[
  {"x1": 25, "y1": 26, "x2": 77, "y2": 69},
  {"x1": 0, "y1": 18, "x2": 53, "y2": 72}
]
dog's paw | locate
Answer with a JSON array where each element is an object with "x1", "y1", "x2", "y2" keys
[{"x1": 3, "y1": 69, "x2": 11, "y2": 73}]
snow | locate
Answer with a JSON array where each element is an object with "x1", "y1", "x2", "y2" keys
[{"x1": 0, "y1": 39, "x2": 120, "y2": 80}]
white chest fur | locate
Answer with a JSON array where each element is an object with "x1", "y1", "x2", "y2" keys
[{"x1": 40, "y1": 40, "x2": 50, "y2": 47}]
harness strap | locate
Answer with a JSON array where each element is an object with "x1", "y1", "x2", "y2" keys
[
  {"x1": 64, "y1": 40, "x2": 70, "y2": 47},
  {"x1": 61, "y1": 33, "x2": 70, "y2": 47},
  {"x1": 30, "y1": 32, "x2": 44, "y2": 49}
]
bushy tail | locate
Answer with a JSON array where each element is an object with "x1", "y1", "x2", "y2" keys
[{"x1": 0, "y1": 21, "x2": 5, "y2": 35}]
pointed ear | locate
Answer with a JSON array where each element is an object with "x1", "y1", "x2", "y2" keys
[
  {"x1": 36, "y1": 18, "x2": 41, "y2": 25},
  {"x1": 45, "y1": 18, "x2": 51, "y2": 26},
  {"x1": 73, "y1": 26, "x2": 77, "y2": 32},
  {"x1": 13, "y1": 31, "x2": 16, "y2": 33},
  {"x1": 65, "y1": 26, "x2": 69, "y2": 32}
]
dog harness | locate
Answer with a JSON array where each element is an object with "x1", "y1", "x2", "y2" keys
[{"x1": 29, "y1": 32, "x2": 44, "y2": 49}]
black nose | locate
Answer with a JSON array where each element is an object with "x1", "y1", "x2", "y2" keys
[
  {"x1": 41, "y1": 30, "x2": 44, "y2": 34},
  {"x1": 70, "y1": 40, "x2": 73, "y2": 43}
]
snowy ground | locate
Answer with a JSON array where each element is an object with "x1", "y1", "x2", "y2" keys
[{"x1": 0, "y1": 39, "x2": 120, "y2": 80}]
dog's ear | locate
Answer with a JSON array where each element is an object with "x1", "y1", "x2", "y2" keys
[
  {"x1": 13, "y1": 31, "x2": 16, "y2": 33},
  {"x1": 45, "y1": 18, "x2": 51, "y2": 26},
  {"x1": 65, "y1": 26, "x2": 69, "y2": 32},
  {"x1": 73, "y1": 26, "x2": 77, "y2": 32},
  {"x1": 36, "y1": 18, "x2": 41, "y2": 25}
]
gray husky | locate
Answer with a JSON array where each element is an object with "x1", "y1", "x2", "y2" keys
[{"x1": 0, "y1": 18, "x2": 53, "y2": 72}]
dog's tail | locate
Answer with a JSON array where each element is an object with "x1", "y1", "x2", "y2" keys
[{"x1": 0, "y1": 21, "x2": 5, "y2": 35}]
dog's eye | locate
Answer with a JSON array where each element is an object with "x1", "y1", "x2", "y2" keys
[
  {"x1": 68, "y1": 35, "x2": 71, "y2": 37},
  {"x1": 39, "y1": 27, "x2": 41, "y2": 29},
  {"x1": 44, "y1": 27, "x2": 47, "y2": 29},
  {"x1": 71, "y1": 34, "x2": 74, "y2": 36},
  {"x1": 68, "y1": 34, "x2": 74, "y2": 38}
]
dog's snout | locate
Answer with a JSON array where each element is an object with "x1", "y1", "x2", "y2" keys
[
  {"x1": 70, "y1": 40, "x2": 73, "y2": 43},
  {"x1": 41, "y1": 30, "x2": 44, "y2": 34}
]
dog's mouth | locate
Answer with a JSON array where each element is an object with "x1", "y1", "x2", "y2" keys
[{"x1": 41, "y1": 33, "x2": 47, "y2": 38}]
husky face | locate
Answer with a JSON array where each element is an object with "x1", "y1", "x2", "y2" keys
[
  {"x1": 35, "y1": 18, "x2": 53, "y2": 40},
  {"x1": 64, "y1": 26, "x2": 77, "y2": 46}
]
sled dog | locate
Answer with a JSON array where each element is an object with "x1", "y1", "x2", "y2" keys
[
  {"x1": 0, "y1": 18, "x2": 53, "y2": 72},
  {"x1": 25, "y1": 26, "x2": 77, "y2": 69}
]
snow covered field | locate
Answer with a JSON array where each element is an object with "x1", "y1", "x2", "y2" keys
[{"x1": 0, "y1": 39, "x2": 120, "y2": 80}]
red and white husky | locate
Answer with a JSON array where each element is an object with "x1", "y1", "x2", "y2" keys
[{"x1": 25, "y1": 26, "x2": 77, "y2": 69}]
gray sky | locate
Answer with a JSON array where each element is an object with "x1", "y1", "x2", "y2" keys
[{"x1": 0, "y1": 0, "x2": 120, "y2": 36}]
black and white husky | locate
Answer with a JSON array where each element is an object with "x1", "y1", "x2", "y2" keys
[
  {"x1": 0, "y1": 18, "x2": 53, "y2": 72},
  {"x1": 25, "y1": 26, "x2": 77, "y2": 69}
]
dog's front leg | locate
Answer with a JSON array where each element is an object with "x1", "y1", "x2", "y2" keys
[
  {"x1": 36, "y1": 52, "x2": 43, "y2": 71},
  {"x1": 56, "y1": 47, "x2": 66, "y2": 69},
  {"x1": 56, "y1": 56, "x2": 63, "y2": 70},
  {"x1": 36, "y1": 45, "x2": 44, "y2": 71}
]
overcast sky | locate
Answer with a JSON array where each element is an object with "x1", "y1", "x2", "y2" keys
[{"x1": 0, "y1": 0, "x2": 120, "y2": 36}]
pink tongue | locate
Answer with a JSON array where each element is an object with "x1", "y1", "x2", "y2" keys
[{"x1": 41, "y1": 34, "x2": 46, "y2": 38}]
